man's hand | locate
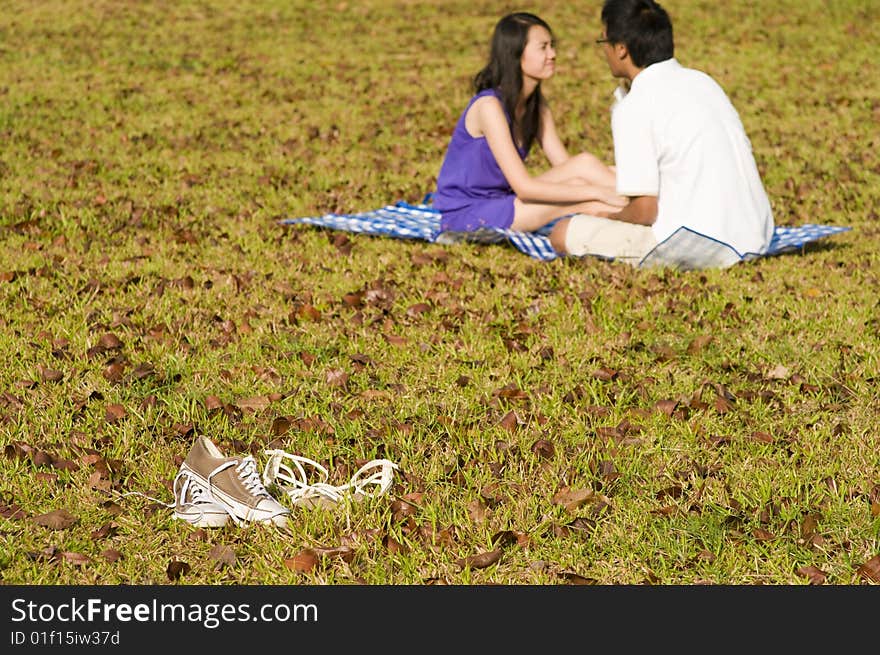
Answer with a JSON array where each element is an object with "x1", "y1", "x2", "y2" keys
[{"x1": 605, "y1": 195, "x2": 658, "y2": 226}]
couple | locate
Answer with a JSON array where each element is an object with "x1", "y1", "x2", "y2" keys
[{"x1": 433, "y1": 0, "x2": 774, "y2": 263}]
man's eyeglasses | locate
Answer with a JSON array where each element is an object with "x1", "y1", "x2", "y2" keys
[{"x1": 595, "y1": 38, "x2": 610, "y2": 45}]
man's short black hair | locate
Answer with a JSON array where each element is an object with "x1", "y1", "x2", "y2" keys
[{"x1": 602, "y1": 0, "x2": 674, "y2": 68}]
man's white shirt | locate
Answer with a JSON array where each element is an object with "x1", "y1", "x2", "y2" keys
[{"x1": 611, "y1": 58, "x2": 774, "y2": 254}]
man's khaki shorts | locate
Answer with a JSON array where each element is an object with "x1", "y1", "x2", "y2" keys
[{"x1": 564, "y1": 214, "x2": 657, "y2": 265}]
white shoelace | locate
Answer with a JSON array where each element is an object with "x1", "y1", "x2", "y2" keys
[
  {"x1": 117, "y1": 470, "x2": 231, "y2": 524},
  {"x1": 234, "y1": 456, "x2": 274, "y2": 498},
  {"x1": 262, "y1": 450, "x2": 339, "y2": 505},
  {"x1": 335, "y1": 459, "x2": 399, "y2": 498},
  {"x1": 262, "y1": 449, "x2": 399, "y2": 506},
  {"x1": 206, "y1": 456, "x2": 287, "y2": 526}
]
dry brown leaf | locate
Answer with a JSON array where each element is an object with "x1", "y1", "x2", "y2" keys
[
  {"x1": 38, "y1": 366, "x2": 64, "y2": 382},
  {"x1": 294, "y1": 304, "x2": 322, "y2": 322},
  {"x1": 103, "y1": 362, "x2": 125, "y2": 382},
  {"x1": 204, "y1": 395, "x2": 223, "y2": 411},
  {"x1": 324, "y1": 369, "x2": 349, "y2": 387},
  {"x1": 558, "y1": 572, "x2": 598, "y2": 585},
  {"x1": 551, "y1": 487, "x2": 595, "y2": 513},
  {"x1": 101, "y1": 548, "x2": 123, "y2": 563},
  {"x1": 796, "y1": 565, "x2": 827, "y2": 585},
  {"x1": 188, "y1": 529, "x2": 209, "y2": 543},
  {"x1": 236, "y1": 395, "x2": 270, "y2": 410},
  {"x1": 455, "y1": 549, "x2": 502, "y2": 570},
  {"x1": 765, "y1": 364, "x2": 791, "y2": 380},
  {"x1": 90, "y1": 523, "x2": 117, "y2": 540},
  {"x1": 52, "y1": 458, "x2": 79, "y2": 472},
  {"x1": 531, "y1": 439, "x2": 555, "y2": 459},
  {"x1": 0, "y1": 502, "x2": 26, "y2": 520},
  {"x1": 654, "y1": 399, "x2": 679, "y2": 416},
  {"x1": 856, "y1": 555, "x2": 880, "y2": 583},
  {"x1": 208, "y1": 544, "x2": 236, "y2": 567},
  {"x1": 595, "y1": 426, "x2": 624, "y2": 440},
  {"x1": 359, "y1": 390, "x2": 390, "y2": 401},
  {"x1": 694, "y1": 550, "x2": 716, "y2": 563},
  {"x1": 284, "y1": 549, "x2": 318, "y2": 572},
  {"x1": 800, "y1": 514, "x2": 820, "y2": 540},
  {"x1": 105, "y1": 403, "x2": 126, "y2": 422},
  {"x1": 687, "y1": 335, "x2": 714, "y2": 354},
  {"x1": 61, "y1": 551, "x2": 91, "y2": 566},
  {"x1": 166, "y1": 560, "x2": 191, "y2": 581},
  {"x1": 131, "y1": 362, "x2": 156, "y2": 380},
  {"x1": 498, "y1": 410, "x2": 519, "y2": 432},
  {"x1": 495, "y1": 383, "x2": 528, "y2": 400},
  {"x1": 80, "y1": 453, "x2": 102, "y2": 466},
  {"x1": 750, "y1": 431, "x2": 774, "y2": 443},
  {"x1": 313, "y1": 545, "x2": 356, "y2": 563},
  {"x1": 490, "y1": 530, "x2": 528, "y2": 549},
  {"x1": 592, "y1": 367, "x2": 618, "y2": 382},
  {"x1": 32, "y1": 508, "x2": 78, "y2": 530},
  {"x1": 406, "y1": 302, "x2": 431, "y2": 317},
  {"x1": 714, "y1": 396, "x2": 734, "y2": 413},
  {"x1": 271, "y1": 416, "x2": 292, "y2": 436},
  {"x1": 98, "y1": 333, "x2": 124, "y2": 350},
  {"x1": 383, "y1": 535, "x2": 408, "y2": 554},
  {"x1": 467, "y1": 499, "x2": 489, "y2": 523},
  {"x1": 390, "y1": 498, "x2": 418, "y2": 522}
]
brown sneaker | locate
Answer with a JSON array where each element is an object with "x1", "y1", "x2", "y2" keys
[{"x1": 178, "y1": 436, "x2": 289, "y2": 528}]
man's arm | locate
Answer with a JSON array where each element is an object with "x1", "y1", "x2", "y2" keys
[{"x1": 602, "y1": 195, "x2": 657, "y2": 226}]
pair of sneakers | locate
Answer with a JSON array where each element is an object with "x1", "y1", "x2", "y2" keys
[
  {"x1": 174, "y1": 436, "x2": 398, "y2": 528},
  {"x1": 173, "y1": 436, "x2": 291, "y2": 529}
]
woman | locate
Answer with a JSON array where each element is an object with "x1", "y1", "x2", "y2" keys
[{"x1": 433, "y1": 12, "x2": 625, "y2": 234}]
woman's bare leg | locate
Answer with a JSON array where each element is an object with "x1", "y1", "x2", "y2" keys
[
  {"x1": 511, "y1": 198, "x2": 620, "y2": 232},
  {"x1": 535, "y1": 152, "x2": 616, "y2": 187},
  {"x1": 507, "y1": 152, "x2": 624, "y2": 232}
]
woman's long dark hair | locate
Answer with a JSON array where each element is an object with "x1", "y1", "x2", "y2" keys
[{"x1": 473, "y1": 12, "x2": 551, "y2": 154}]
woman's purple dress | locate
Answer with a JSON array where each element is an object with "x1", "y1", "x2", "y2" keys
[{"x1": 434, "y1": 89, "x2": 529, "y2": 232}]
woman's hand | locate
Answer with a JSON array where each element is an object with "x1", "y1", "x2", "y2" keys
[{"x1": 599, "y1": 187, "x2": 628, "y2": 208}]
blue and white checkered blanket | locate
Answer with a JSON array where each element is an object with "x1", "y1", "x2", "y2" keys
[{"x1": 281, "y1": 200, "x2": 851, "y2": 270}]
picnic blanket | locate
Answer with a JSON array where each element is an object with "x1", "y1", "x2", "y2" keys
[{"x1": 280, "y1": 198, "x2": 851, "y2": 270}]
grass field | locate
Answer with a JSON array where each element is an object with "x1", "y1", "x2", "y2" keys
[{"x1": 1, "y1": 0, "x2": 878, "y2": 586}]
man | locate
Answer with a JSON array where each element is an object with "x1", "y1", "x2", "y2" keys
[{"x1": 549, "y1": 0, "x2": 774, "y2": 264}]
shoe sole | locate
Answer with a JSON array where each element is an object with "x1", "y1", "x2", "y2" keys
[{"x1": 174, "y1": 507, "x2": 229, "y2": 528}]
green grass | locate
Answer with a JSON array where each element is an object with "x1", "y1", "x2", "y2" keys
[{"x1": 0, "y1": 0, "x2": 878, "y2": 585}]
